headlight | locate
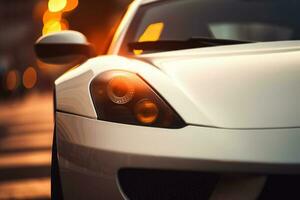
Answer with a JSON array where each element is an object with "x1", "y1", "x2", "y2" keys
[{"x1": 90, "y1": 70, "x2": 185, "y2": 128}]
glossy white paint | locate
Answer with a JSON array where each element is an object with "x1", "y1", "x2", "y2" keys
[
  {"x1": 143, "y1": 41, "x2": 300, "y2": 128},
  {"x1": 57, "y1": 112, "x2": 300, "y2": 166},
  {"x1": 36, "y1": 30, "x2": 89, "y2": 44},
  {"x1": 56, "y1": 41, "x2": 300, "y2": 128}
]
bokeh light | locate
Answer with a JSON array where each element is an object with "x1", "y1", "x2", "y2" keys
[
  {"x1": 63, "y1": 0, "x2": 78, "y2": 12},
  {"x1": 48, "y1": 0, "x2": 67, "y2": 12},
  {"x1": 23, "y1": 67, "x2": 37, "y2": 89},
  {"x1": 43, "y1": 20, "x2": 62, "y2": 35},
  {"x1": 42, "y1": 0, "x2": 78, "y2": 35},
  {"x1": 43, "y1": 10, "x2": 62, "y2": 23},
  {"x1": 60, "y1": 19, "x2": 69, "y2": 30},
  {"x1": 6, "y1": 70, "x2": 19, "y2": 91}
]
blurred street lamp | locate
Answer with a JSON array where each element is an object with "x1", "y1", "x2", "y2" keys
[
  {"x1": 23, "y1": 67, "x2": 37, "y2": 89},
  {"x1": 6, "y1": 70, "x2": 19, "y2": 91},
  {"x1": 43, "y1": 10, "x2": 62, "y2": 23},
  {"x1": 42, "y1": 0, "x2": 78, "y2": 35},
  {"x1": 48, "y1": 0, "x2": 67, "y2": 12},
  {"x1": 63, "y1": 0, "x2": 78, "y2": 12}
]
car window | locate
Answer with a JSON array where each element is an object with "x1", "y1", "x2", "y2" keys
[{"x1": 120, "y1": 0, "x2": 300, "y2": 55}]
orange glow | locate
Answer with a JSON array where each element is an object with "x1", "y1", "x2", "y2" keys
[
  {"x1": 43, "y1": 20, "x2": 62, "y2": 35},
  {"x1": 48, "y1": 0, "x2": 67, "y2": 12},
  {"x1": 63, "y1": 0, "x2": 78, "y2": 12},
  {"x1": 6, "y1": 70, "x2": 18, "y2": 91},
  {"x1": 41, "y1": 0, "x2": 78, "y2": 36},
  {"x1": 107, "y1": 76, "x2": 135, "y2": 104},
  {"x1": 87, "y1": 30, "x2": 107, "y2": 54},
  {"x1": 43, "y1": 10, "x2": 62, "y2": 23},
  {"x1": 33, "y1": 1, "x2": 48, "y2": 20},
  {"x1": 23, "y1": 67, "x2": 37, "y2": 89},
  {"x1": 134, "y1": 22, "x2": 164, "y2": 55},
  {"x1": 60, "y1": 19, "x2": 69, "y2": 30},
  {"x1": 135, "y1": 99, "x2": 159, "y2": 124}
]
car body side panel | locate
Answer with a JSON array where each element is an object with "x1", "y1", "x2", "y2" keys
[
  {"x1": 55, "y1": 69, "x2": 96, "y2": 118},
  {"x1": 56, "y1": 112, "x2": 300, "y2": 169}
]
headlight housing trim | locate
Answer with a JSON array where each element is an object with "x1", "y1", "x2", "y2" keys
[{"x1": 90, "y1": 70, "x2": 186, "y2": 129}]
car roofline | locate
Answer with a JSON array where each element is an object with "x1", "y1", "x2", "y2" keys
[{"x1": 107, "y1": 0, "x2": 164, "y2": 55}]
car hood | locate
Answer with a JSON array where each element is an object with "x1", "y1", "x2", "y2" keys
[{"x1": 138, "y1": 41, "x2": 300, "y2": 129}]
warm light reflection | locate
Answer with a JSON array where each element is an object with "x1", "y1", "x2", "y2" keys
[
  {"x1": 48, "y1": 0, "x2": 67, "y2": 12},
  {"x1": 6, "y1": 70, "x2": 18, "y2": 91},
  {"x1": 23, "y1": 67, "x2": 37, "y2": 89},
  {"x1": 60, "y1": 19, "x2": 69, "y2": 30},
  {"x1": 43, "y1": 20, "x2": 62, "y2": 35},
  {"x1": 63, "y1": 0, "x2": 78, "y2": 12},
  {"x1": 107, "y1": 76, "x2": 135, "y2": 105},
  {"x1": 135, "y1": 99, "x2": 159, "y2": 124},
  {"x1": 42, "y1": 0, "x2": 78, "y2": 36},
  {"x1": 134, "y1": 22, "x2": 164, "y2": 55},
  {"x1": 43, "y1": 10, "x2": 62, "y2": 23}
]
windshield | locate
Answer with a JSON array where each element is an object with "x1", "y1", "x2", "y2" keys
[{"x1": 120, "y1": 0, "x2": 300, "y2": 55}]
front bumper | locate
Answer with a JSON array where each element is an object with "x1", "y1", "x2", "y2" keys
[{"x1": 56, "y1": 112, "x2": 300, "y2": 199}]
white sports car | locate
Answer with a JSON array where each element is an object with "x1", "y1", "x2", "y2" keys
[{"x1": 35, "y1": 0, "x2": 300, "y2": 199}]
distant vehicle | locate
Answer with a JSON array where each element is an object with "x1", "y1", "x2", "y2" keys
[{"x1": 35, "y1": 0, "x2": 300, "y2": 199}]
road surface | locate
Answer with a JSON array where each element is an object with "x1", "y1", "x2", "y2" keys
[{"x1": 0, "y1": 92, "x2": 53, "y2": 199}]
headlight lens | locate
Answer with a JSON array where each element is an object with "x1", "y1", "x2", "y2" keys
[
  {"x1": 107, "y1": 76, "x2": 135, "y2": 105},
  {"x1": 90, "y1": 70, "x2": 185, "y2": 128}
]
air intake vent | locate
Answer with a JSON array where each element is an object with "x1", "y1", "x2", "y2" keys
[{"x1": 118, "y1": 168, "x2": 219, "y2": 200}]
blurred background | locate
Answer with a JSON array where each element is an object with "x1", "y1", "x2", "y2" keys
[{"x1": 0, "y1": 0, "x2": 131, "y2": 199}]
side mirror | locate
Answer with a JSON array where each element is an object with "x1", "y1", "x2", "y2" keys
[{"x1": 34, "y1": 30, "x2": 96, "y2": 66}]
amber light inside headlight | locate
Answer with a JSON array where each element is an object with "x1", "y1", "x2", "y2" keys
[{"x1": 90, "y1": 70, "x2": 185, "y2": 128}]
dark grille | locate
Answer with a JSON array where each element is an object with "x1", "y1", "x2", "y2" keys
[
  {"x1": 118, "y1": 168, "x2": 219, "y2": 200},
  {"x1": 259, "y1": 174, "x2": 300, "y2": 200},
  {"x1": 118, "y1": 168, "x2": 300, "y2": 200}
]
